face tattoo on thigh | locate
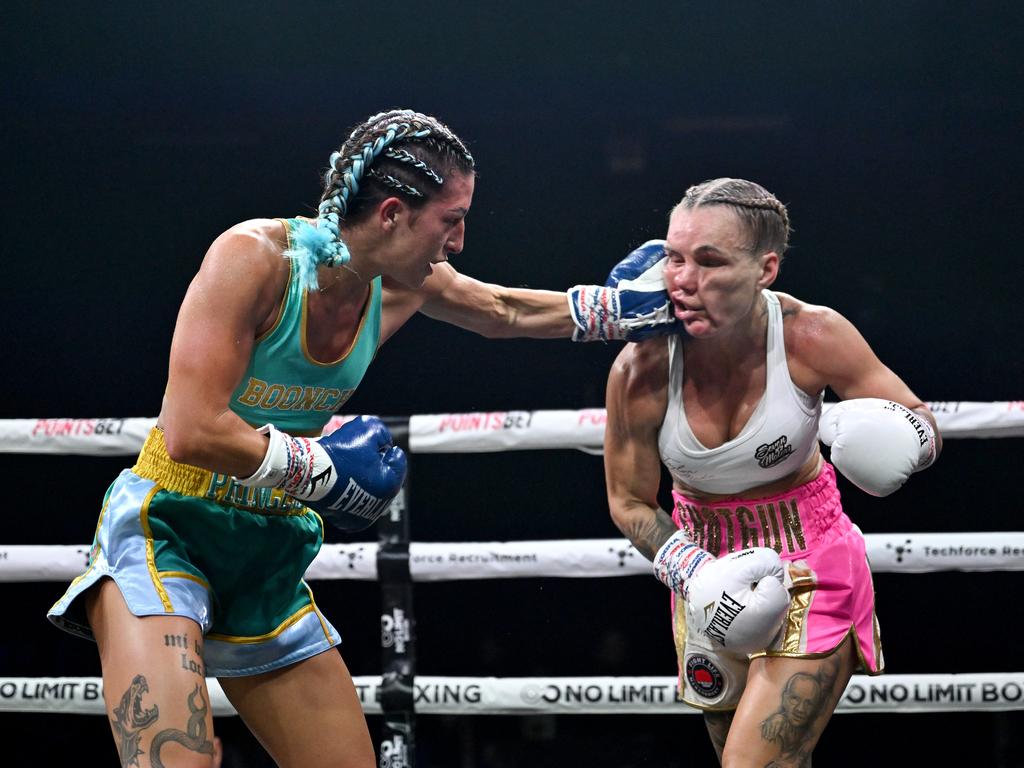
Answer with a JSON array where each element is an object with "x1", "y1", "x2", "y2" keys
[{"x1": 759, "y1": 654, "x2": 841, "y2": 761}]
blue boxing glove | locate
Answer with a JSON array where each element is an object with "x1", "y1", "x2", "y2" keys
[
  {"x1": 567, "y1": 239, "x2": 682, "y2": 341},
  {"x1": 236, "y1": 416, "x2": 407, "y2": 531}
]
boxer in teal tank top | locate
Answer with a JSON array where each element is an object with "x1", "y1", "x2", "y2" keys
[
  {"x1": 48, "y1": 218, "x2": 384, "y2": 675},
  {"x1": 230, "y1": 218, "x2": 382, "y2": 435}
]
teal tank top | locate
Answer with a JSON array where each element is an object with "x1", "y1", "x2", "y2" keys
[{"x1": 228, "y1": 218, "x2": 382, "y2": 433}]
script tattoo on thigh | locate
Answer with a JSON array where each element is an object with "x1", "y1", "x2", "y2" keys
[
  {"x1": 150, "y1": 684, "x2": 215, "y2": 768},
  {"x1": 760, "y1": 654, "x2": 842, "y2": 766},
  {"x1": 163, "y1": 633, "x2": 207, "y2": 678},
  {"x1": 110, "y1": 674, "x2": 159, "y2": 768},
  {"x1": 163, "y1": 632, "x2": 189, "y2": 649}
]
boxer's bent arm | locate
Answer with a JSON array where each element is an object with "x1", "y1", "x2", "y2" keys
[
  {"x1": 416, "y1": 262, "x2": 575, "y2": 339},
  {"x1": 160, "y1": 226, "x2": 288, "y2": 476},
  {"x1": 605, "y1": 343, "x2": 677, "y2": 561},
  {"x1": 788, "y1": 303, "x2": 942, "y2": 455}
]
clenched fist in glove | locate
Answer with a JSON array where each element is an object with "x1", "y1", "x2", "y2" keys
[
  {"x1": 819, "y1": 398, "x2": 937, "y2": 497},
  {"x1": 236, "y1": 415, "x2": 407, "y2": 531},
  {"x1": 567, "y1": 240, "x2": 683, "y2": 342},
  {"x1": 654, "y1": 530, "x2": 790, "y2": 655}
]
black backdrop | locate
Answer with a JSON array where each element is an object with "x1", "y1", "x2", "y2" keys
[{"x1": 4, "y1": 2, "x2": 1023, "y2": 765}]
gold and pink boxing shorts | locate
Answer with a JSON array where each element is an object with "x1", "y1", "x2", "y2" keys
[{"x1": 670, "y1": 461, "x2": 883, "y2": 711}]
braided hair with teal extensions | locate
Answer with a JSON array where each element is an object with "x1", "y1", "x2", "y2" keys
[{"x1": 286, "y1": 109, "x2": 475, "y2": 291}]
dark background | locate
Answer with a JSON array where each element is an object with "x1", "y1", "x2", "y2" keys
[{"x1": 3, "y1": 2, "x2": 1023, "y2": 765}]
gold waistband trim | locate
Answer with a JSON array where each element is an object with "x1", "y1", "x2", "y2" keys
[
  {"x1": 131, "y1": 427, "x2": 306, "y2": 515},
  {"x1": 133, "y1": 428, "x2": 214, "y2": 497}
]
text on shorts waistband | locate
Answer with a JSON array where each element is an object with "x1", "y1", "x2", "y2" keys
[
  {"x1": 132, "y1": 428, "x2": 307, "y2": 515},
  {"x1": 671, "y1": 464, "x2": 843, "y2": 557}
]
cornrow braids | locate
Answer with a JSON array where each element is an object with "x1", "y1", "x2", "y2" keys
[
  {"x1": 384, "y1": 148, "x2": 444, "y2": 186},
  {"x1": 677, "y1": 178, "x2": 791, "y2": 258},
  {"x1": 368, "y1": 169, "x2": 425, "y2": 198},
  {"x1": 284, "y1": 109, "x2": 475, "y2": 291}
]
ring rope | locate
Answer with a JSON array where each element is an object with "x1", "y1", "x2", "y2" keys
[
  {"x1": 3, "y1": 533, "x2": 1022, "y2": 583},
  {"x1": 2, "y1": 401, "x2": 1022, "y2": 456},
  {"x1": 3, "y1": 673, "x2": 1022, "y2": 716}
]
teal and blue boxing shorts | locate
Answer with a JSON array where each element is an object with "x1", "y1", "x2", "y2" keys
[{"x1": 48, "y1": 428, "x2": 341, "y2": 677}]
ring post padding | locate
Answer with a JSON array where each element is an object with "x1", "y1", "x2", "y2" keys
[{"x1": 377, "y1": 444, "x2": 416, "y2": 767}]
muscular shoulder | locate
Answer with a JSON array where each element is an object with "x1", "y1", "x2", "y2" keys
[
  {"x1": 776, "y1": 292, "x2": 857, "y2": 393},
  {"x1": 205, "y1": 219, "x2": 288, "y2": 272},
  {"x1": 608, "y1": 338, "x2": 670, "y2": 429},
  {"x1": 779, "y1": 292, "x2": 858, "y2": 353},
  {"x1": 192, "y1": 219, "x2": 291, "y2": 325},
  {"x1": 611, "y1": 338, "x2": 668, "y2": 394}
]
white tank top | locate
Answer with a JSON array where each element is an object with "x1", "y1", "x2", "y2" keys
[{"x1": 658, "y1": 290, "x2": 822, "y2": 495}]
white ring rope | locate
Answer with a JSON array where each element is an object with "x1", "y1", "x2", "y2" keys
[
  {"x1": 2, "y1": 402, "x2": 1022, "y2": 456},
  {"x1": 2, "y1": 673, "x2": 1022, "y2": 716},
  {"x1": 3, "y1": 533, "x2": 1022, "y2": 582}
]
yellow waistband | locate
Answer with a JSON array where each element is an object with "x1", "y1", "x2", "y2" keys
[
  {"x1": 131, "y1": 428, "x2": 306, "y2": 515},
  {"x1": 132, "y1": 428, "x2": 213, "y2": 497}
]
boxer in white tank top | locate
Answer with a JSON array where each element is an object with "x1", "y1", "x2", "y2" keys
[
  {"x1": 604, "y1": 178, "x2": 940, "y2": 766},
  {"x1": 659, "y1": 290, "x2": 821, "y2": 495}
]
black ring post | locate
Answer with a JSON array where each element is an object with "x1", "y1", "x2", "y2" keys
[{"x1": 377, "y1": 419, "x2": 415, "y2": 767}]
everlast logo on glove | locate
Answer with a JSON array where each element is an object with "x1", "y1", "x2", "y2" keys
[
  {"x1": 702, "y1": 591, "x2": 747, "y2": 645},
  {"x1": 308, "y1": 467, "x2": 333, "y2": 496},
  {"x1": 327, "y1": 478, "x2": 389, "y2": 521}
]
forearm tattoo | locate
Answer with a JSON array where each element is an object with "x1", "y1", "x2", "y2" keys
[{"x1": 623, "y1": 507, "x2": 680, "y2": 560}]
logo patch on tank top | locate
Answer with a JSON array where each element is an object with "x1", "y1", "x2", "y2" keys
[
  {"x1": 754, "y1": 435, "x2": 795, "y2": 468},
  {"x1": 685, "y1": 654, "x2": 724, "y2": 699}
]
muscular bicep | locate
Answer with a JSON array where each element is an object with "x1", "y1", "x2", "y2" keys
[
  {"x1": 165, "y1": 272, "x2": 258, "y2": 421},
  {"x1": 604, "y1": 345, "x2": 677, "y2": 560},
  {"x1": 160, "y1": 230, "x2": 285, "y2": 471}
]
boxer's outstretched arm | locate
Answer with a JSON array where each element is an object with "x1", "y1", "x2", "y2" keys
[
  {"x1": 390, "y1": 242, "x2": 682, "y2": 342},
  {"x1": 415, "y1": 262, "x2": 574, "y2": 339}
]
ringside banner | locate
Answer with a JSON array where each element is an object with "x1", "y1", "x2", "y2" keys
[{"x1": 0, "y1": 418, "x2": 157, "y2": 454}]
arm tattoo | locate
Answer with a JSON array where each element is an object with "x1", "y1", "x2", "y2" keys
[{"x1": 623, "y1": 507, "x2": 679, "y2": 560}]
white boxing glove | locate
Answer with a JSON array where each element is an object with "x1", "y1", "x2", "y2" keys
[
  {"x1": 819, "y1": 398, "x2": 937, "y2": 497},
  {"x1": 654, "y1": 531, "x2": 790, "y2": 654}
]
